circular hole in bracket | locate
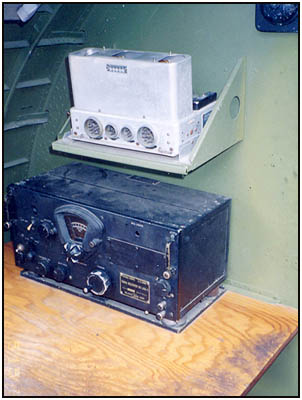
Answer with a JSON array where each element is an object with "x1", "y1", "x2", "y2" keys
[
  {"x1": 135, "y1": 231, "x2": 140, "y2": 237},
  {"x1": 230, "y1": 96, "x2": 240, "y2": 119}
]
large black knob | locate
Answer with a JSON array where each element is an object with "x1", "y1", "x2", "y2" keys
[
  {"x1": 53, "y1": 264, "x2": 69, "y2": 282},
  {"x1": 85, "y1": 270, "x2": 110, "y2": 296},
  {"x1": 38, "y1": 221, "x2": 57, "y2": 239},
  {"x1": 154, "y1": 279, "x2": 171, "y2": 297},
  {"x1": 35, "y1": 260, "x2": 50, "y2": 277}
]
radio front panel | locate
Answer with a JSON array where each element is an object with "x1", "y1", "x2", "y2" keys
[{"x1": 6, "y1": 163, "x2": 231, "y2": 332}]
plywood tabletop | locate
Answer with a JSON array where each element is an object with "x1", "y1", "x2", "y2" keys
[{"x1": 4, "y1": 242, "x2": 298, "y2": 396}]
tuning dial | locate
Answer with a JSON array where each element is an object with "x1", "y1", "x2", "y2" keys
[
  {"x1": 38, "y1": 221, "x2": 57, "y2": 239},
  {"x1": 86, "y1": 270, "x2": 110, "y2": 296},
  {"x1": 53, "y1": 264, "x2": 69, "y2": 282},
  {"x1": 35, "y1": 260, "x2": 50, "y2": 277}
]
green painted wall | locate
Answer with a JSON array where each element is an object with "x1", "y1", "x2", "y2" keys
[{"x1": 4, "y1": 4, "x2": 298, "y2": 396}]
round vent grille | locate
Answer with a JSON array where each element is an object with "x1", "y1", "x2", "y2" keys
[
  {"x1": 137, "y1": 126, "x2": 156, "y2": 148},
  {"x1": 121, "y1": 127, "x2": 134, "y2": 142},
  {"x1": 105, "y1": 124, "x2": 118, "y2": 140},
  {"x1": 84, "y1": 118, "x2": 103, "y2": 139}
]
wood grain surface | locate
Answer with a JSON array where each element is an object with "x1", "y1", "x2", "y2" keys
[{"x1": 4, "y1": 242, "x2": 298, "y2": 396}]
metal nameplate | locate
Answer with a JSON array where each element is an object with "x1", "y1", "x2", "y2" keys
[
  {"x1": 106, "y1": 64, "x2": 127, "y2": 73},
  {"x1": 120, "y1": 273, "x2": 150, "y2": 304}
]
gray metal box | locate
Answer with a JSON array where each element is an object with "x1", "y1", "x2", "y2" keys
[
  {"x1": 68, "y1": 48, "x2": 206, "y2": 157},
  {"x1": 68, "y1": 48, "x2": 193, "y2": 121}
]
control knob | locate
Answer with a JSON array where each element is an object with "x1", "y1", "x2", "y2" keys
[
  {"x1": 4, "y1": 221, "x2": 12, "y2": 231},
  {"x1": 154, "y1": 279, "x2": 171, "y2": 297},
  {"x1": 157, "y1": 300, "x2": 167, "y2": 311},
  {"x1": 64, "y1": 242, "x2": 83, "y2": 263},
  {"x1": 53, "y1": 264, "x2": 69, "y2": 282},
  {"x1": 85, "y1": 270, "x2": 111, "y2": 296},
  {"x1": 38, "y1": 221, "x2": 57, "y2": 239},
  {"x1": 15, "y1": 243, "x2": 25, "y2": 264},
  {"x1": 156, "y1": 310, "x2": 166, "y2": 321},
  {"x1": 35, "y1": 260, "x2": 50, "y2": 277},
  {"x1": 26, "y1": 251, "x2": 36, "y2": 262}
]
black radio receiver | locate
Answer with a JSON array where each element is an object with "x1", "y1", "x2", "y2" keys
[{"x1": 5, "y1": 163, "x2": 231, "y2": 332}]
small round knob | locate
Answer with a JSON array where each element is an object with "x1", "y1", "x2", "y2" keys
[
  {"x1": 157, "y1": 301, "x2": 167, "y2": 311},
  {"x1": 88, "y1": 238, "x2": 101, "y2": 249},
  {"x1": 86, "y1": 270, "x2": 110, "y2": 296},
  {"x1": 38, "y1": 221, "x2": 56, "y2": 239},
  {"x1": 163, "y1": 270, "x2": 171, "y2": 280},
  {"x1": 15, "y1": 243, "x2": 25, "y2": 264},
  {"x1": 4, "y1": 221, "x2": 12, "y2": 231},
  {"x1": 156, "y1": 310, "x2": 166, "y2": 321},
  {"x1": 35, "y1": 261, "x2": 50, "y2": 277},
  {"x1": 53, "y1": 265, "x2": 68, "y2": 282},
  {"x1": 26, "y1": 251, "x2": 36, "y2": 262},
  {"x1": 16, "y1": 243, "x2": 25, "y2": 253}
]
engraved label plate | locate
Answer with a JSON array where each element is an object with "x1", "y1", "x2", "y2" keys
[{"x1": 120, "y1": 273, "x2": 150, "y2": 304}]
